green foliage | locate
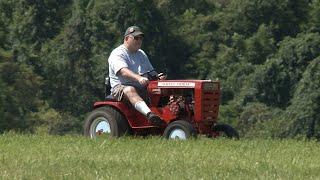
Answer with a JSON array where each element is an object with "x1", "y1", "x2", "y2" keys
[
  {"x1": 243, "y1": 24, "x2": 276, "y2": 65},
  {"x1": 40, "y1": 1, "x2": 105, "y2": 115},
  {"x1": 154, "y1": 0, "x2": 218, "y2": 78},
  {"x1": 27, "y1": 104, "x2": 81, "y2": 135},
  {"x1": 207, "y1": 24, "x2": 275, "y2": 104},
  {"x1": 237, "y1": 102, "x2": 283, "y2": 138},
  {"x1": 174, "y1": 9, "x2": 217, "y2": 78},
  {"x1": 306, "y1": 0, "x2": 320, "y2": 32},
  {"x1": 250, "y1": 33, "x2": 320, "y2": 108},
  {"x1": 217, "y1": 0, "x2": 309, "y2": 40},
  {"x1": 0, "y1": 58, "x2": 42, "y2": 132},
  {"x1": 0, "y1": 0, "x2": 16, "y2": 50},
  {"x1": 279, "y1": 57, "x2": 320, "y2": 138}
]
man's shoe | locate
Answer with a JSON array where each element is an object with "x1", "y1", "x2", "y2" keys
[{"x1": 147, "y1": 112, "x2": 164, "y2": 126}]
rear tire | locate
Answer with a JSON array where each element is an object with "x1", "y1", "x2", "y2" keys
[
  {"x1": 84, "y1": 106, "x2": 130, "y2": 138},
  {"x1": 163, "y1": 120, "x2": 197, "y2": 140},
  {"x1": 212, "y1": 124, "x2": 239, "y2": 139}
]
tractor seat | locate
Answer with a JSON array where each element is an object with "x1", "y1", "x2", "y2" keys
[{"x1": 105, "y1": 77, "x2": 115, "y2": 101}]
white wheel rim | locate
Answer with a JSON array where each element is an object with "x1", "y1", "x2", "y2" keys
[
  {"x1": 90, "y1": 117, "x2": 111, "y2": 138},
  {"x1": 169, "y1": 129, "x2": 187, "y2": 140}
]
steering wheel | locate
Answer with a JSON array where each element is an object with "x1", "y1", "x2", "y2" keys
[{"x1": 141, "y1": 70, "x2": 159, "y2": 80}]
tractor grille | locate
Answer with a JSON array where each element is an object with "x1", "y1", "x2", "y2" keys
[{"x1": 202, "y1": 83, "x2": 220, "y2": 121}]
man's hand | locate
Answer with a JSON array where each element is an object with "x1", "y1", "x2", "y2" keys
[
  {"x1": 158, "y1": 73, "x2": 167, "y2": 80},
  {"x1": 119, "y1": 68, "x2": 150, "y2": 85},
  {"x1": 138, "y1": 76, "x2": 149, "y2": 86}
]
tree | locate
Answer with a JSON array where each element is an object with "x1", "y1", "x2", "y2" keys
[
  {"x1": 40, "y1": 1, "x2": 104, "y2": 116},
  {"x1": 307, "y1": 0, "x2": 320, "y2": 33},
  {"x1": 0, "y1": 57, "x2": 43, "y2": 132},
  {"x1": 217, "y1": 0, "x2": 309, "y2": 41},
  {"x1": 248, "y1": 33, "x2": 320, "y2": 108},
  {"x1": 280, "y1": 57, "x2": 320, "y2": 139}
]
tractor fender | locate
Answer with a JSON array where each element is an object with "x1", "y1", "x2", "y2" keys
[{"x1": 93, "y1": 101, "x2": 152, "y2": 128}]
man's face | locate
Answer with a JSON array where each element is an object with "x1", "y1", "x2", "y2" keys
[{"x1": 126, "y1": 35, "x2": 144, "y2": 52}]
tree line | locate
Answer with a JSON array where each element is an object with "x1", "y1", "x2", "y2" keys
[{"x1": 0, "y1": 0, "x2": 319, "y2": 138}]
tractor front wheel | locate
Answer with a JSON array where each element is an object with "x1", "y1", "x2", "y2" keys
[
  {"x1": 84, "y1": 106, "x2": 130, "y2": 139},
  {"x1": 163, "y1": 120, "x2": 197, "y2": 140},
  {"x1": 212, "y1": 124, "x2": 239, "y2": 139}
]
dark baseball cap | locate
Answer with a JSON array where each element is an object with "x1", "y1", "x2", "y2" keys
[{"x1": 124, "y1": 26, "x2": 144, "y2": 37}]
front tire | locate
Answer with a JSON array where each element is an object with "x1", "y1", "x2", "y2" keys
[
  {"x1": 163, "y1": 120, "x2": 197, "y2": 140},
  {"x1": 84, "y1": 106, "x2": 130, "y2": 138}
]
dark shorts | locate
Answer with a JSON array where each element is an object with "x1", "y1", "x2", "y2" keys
[{"x1": 111, "y1": 84, "x2": 149, "y2": 103}]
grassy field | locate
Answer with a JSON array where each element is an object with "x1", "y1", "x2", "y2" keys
[{"x1": 0, "y1": 133, "x2": 320, "y2": 179}]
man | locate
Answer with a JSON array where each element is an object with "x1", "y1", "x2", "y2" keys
[{"x1": 108, "y1": 25, "x2": 165, "y2": 126}]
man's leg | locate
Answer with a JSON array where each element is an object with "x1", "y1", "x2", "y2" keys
[
  {"x1": 123, "y1": 86, "x2": 148, "y2": 115},
  {"x1": 123, "y1": 86, "x2": 164, "y2": 125}
]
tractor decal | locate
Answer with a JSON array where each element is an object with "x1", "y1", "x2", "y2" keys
[{"x1": 158, "y1": 82, "x2": 195, "y2": 87}]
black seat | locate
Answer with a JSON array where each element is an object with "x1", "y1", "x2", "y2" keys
[
  {"x1": 105, "y1": 77, "x2": 111, "y2": 97},
  {"x1": 105, "y1": 77, "x2": 118, "y2": 101}
]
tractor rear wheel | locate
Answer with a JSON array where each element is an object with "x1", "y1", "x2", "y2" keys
[
  {"x1": 84, "y1": 106, "x2": 130, "y2": 139},
  {"x1": 212, "y1": 124, "x2": 239, "y2": 139},
  {"x1": 163, "y1": 120, "x2": 197, "y2": 140}
]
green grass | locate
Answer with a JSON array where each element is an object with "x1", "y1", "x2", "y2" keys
[{"x1": 0, "y1": 133, "x2": 320, "y2": 179}]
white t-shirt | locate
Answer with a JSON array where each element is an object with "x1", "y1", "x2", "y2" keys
[{"x1": 108, "y1": 44, "x2": 154, "y2": 90}]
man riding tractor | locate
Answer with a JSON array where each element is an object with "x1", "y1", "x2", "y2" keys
[{"x1": 84, "y1": 26, "x2": 239, "y2": 139}]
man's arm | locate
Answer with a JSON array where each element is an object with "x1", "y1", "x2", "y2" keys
[{"x1": 118, "y1": 67, "x2": 149, "y2": 86}]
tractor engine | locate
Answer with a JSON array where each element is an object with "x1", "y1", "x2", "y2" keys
[
  {"x1": 167, "y1": 95, "x2": 186, "y2": 116},
  {"x1": 156, "y1": 89, "x2": 194, "y2": 119}
]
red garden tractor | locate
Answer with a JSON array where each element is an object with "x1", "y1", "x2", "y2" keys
[{"x1": 84, "y1": 71, "x2": 239, "y2": 140}]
